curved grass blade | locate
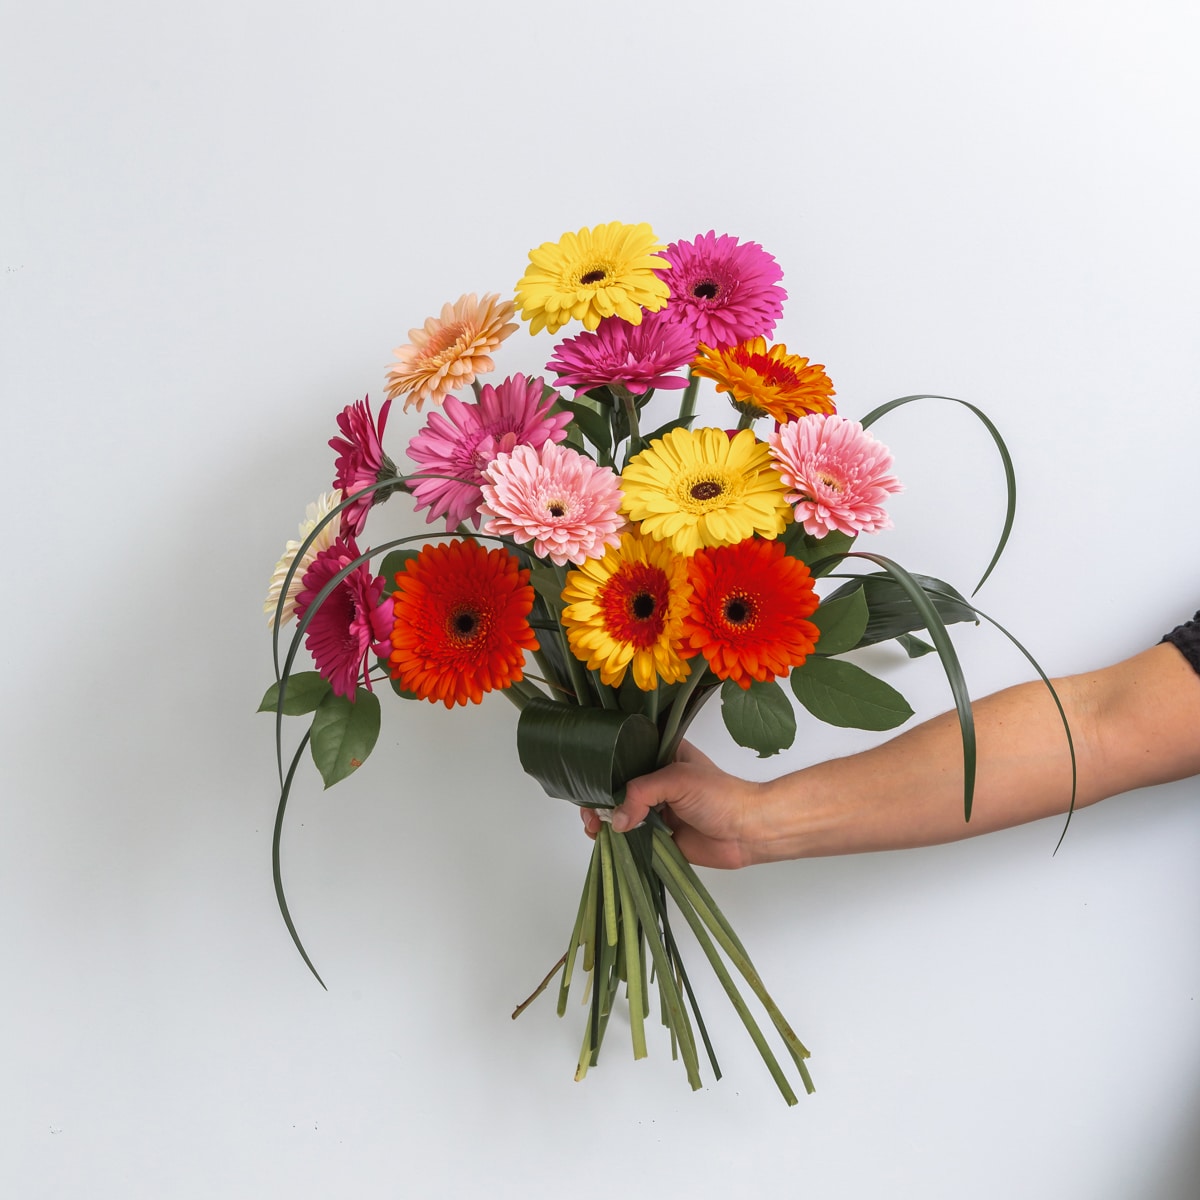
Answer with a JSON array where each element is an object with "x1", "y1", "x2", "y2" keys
[
  {"x1": 918, "y1": 586, "x2": 1079, "y2": 852},
  {"x1": 272, "y1": 728, "x2": 326, "y2": 989},
  {"x1": 814, "y1": 551, "x2": 977, "y2": 821},
  {"x1": 859, "y1": 394, "x2": 1016, "y2": 595}
]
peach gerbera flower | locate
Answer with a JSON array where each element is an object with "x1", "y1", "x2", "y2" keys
[{"x1": 385, "y1": 293, "x2": 519, "y2": 412}]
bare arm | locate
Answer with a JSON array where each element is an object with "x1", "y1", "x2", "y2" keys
[{"x1": 588, "y1": 644, "x2": 1200, "y2": 869}]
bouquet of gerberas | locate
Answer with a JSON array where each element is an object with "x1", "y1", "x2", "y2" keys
[{"x1": 262, "y1": 222, "x2": 1062, "y2": 1105}]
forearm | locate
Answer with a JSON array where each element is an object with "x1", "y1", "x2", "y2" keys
[{"x1": 747, "y1": 644, "x2": 1200, "y2": 863}]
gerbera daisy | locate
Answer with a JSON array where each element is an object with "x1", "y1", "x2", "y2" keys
[
  {"x1": 691, "y1": 337, "x2": 836, "y2": 423},
  {"x1": 682, "y1": 539, "x2": 820, "y2": 689},
  {"x1": 294, "y1": 537, "x2": 395, "y2": 700},
  {"x1": 768, "y1": 414, "x2": 902, "y2": 537},
  {"x1": 544, "y1": 310, "x2": 696, "y2": 396},
  {"x1": 406, "y1": 373, "x2": 572, "y2": 531},
  {"x1": 561, "y1": 530, "x2": 692, "y2": 691},
  {"x1": 329, "y1": 396, "x2": 397, "y2": 536},
  {"x1": 656, "y1": 231, "x2": 787, "y2": 350},
  {"x1": 479, "y1": 441, "x2": 624, "y2": 566},
  {"x1": 264, "y1": 490, "x2": 343, "y2": 628},
  {"x1": 385, "y1": 293, "x2": 519, "y2": 412},
  {"x1": 388, "y1": 539, "x2": 539, "y2": 708},
  {"x1": 619, "y1": 427, "x2": 792, "y2": 556},
  {"x1": 515, "y1": 222, "x2": 671, "y2": 336}
]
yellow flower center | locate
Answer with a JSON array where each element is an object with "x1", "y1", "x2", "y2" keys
[{"x1": 818, "y1": 473, "x2": 842, "y2": 492}]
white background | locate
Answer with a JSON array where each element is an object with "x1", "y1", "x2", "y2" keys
[{"x1": 3, "y1": 1, "x2": 1199, "y2": 1196}]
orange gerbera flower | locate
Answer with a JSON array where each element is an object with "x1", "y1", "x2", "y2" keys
[
  {"x1": 681, "y1": 539, "x2": 820, "y2": 688},
  {"x1": 389, "y1": 539, "x2": 538, "y2": 707},
  {"x1": 386, "y1": 293, "x2": 519, "y2": 412},
  {"x1": 691, "y1": 337, "x2": 835, "y2": 423}
]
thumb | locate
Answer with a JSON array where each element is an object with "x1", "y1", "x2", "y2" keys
[{"x1": 612, "y1": 760, "x2": 694, "y2": 832}]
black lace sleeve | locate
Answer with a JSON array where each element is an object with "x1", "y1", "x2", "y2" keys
[{"x1": 1162, "y1": 611, "x2": 1200, "y2": 676}]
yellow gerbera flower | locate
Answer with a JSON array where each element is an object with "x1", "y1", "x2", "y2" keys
[
  {"x1": 620, "y1": 427, "x2": 792, "y2": 555},
  {"x1": 560, "y1": 530, "x2": 692, "y2": 691},
  {"x1": 691, "y1": 337, "x2": 836, "y2": 423},
  {"x1": 514, "y1": 222, "x2": 672, "y2": 336}
]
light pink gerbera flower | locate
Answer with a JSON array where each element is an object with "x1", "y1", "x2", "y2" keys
[
  {"x1": 330, "y1": 396, "x2": 396, "y2": 536},
  {"x1": 768, "y1": 414, "x2": 902, "y2": 538},
  {"x1": 655, "y1": 231, "x2": 787, "y2": 350},
  {"x1": 294, "y1": 536, "x2": 394, "y2": 700},
  {"x1": 406, "y1": 374, "x2": 572, "y2": 531},
  {"x1": 385, "y1": 293, "x2": 519, "y2": 412},
  {"x1": 480, "y1": 441, "x2": 625, "y2": 566},
  {"x1": 545, "y1": 310, "x2": 697, "y2": 396}
]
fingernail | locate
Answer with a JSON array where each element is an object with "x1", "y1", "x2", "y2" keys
[{"x1": 611, "y1": 811, "x2": 629, "y2": 832}]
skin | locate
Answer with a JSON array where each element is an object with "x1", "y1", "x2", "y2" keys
[{"x1": 580, "y1": 643, "x2": 1200, "y2": 870}]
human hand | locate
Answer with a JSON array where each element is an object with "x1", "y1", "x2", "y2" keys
[{"x1": 579, "y1": 741, "x2": 764, "y2": 869}]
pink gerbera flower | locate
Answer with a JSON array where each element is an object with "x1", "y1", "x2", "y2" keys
[
  {"x1": 768, "y1": 414, "x2": 902, "y2": 538},
  {"x1": 405, "y1": 373, "x2": 572, "y2": 531},
  {"x1": 294, "y1": 537, "x2": 395, "y2": 700},
  {"x1": 545, "y1": 310, "x2": 696, "y2": 396},
  {"x1": 480, "y1": 441, "x2": 625, "y2": 566},
  {"x1": 655, "y1": 231, "x2": 787, "y2": 350},
  {"x1": 329, "y1": 396, "x2": 396, "y2": 536}
]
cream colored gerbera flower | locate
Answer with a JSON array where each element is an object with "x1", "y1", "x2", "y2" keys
[
  {"x1": 386, "y1": 293, "x2": 519, "y2": 412},
  {"x1": 264, "y1": 490, "x2": 342, "y2": 628},
  {"x1": 620, "y1": 428, "x2": 791, "y2": 555},
  {"x1": 515, "y1": 222, "x2": 671, "y2": 336}
]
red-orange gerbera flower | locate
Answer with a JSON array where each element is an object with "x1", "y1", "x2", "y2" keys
[
  {"x1": 389, "y1": 539, "x2": 539, "y2": 707},
  {"x1": 681, "y1": 539, "x2": 820, "y2": 688},
  {"x1": 691, "y1": 337, "x2": 835, "y2": 423}
]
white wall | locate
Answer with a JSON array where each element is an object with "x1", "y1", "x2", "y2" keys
[{"x1": 4, "y1": 2, "x2": 1198, "y2": 1196}]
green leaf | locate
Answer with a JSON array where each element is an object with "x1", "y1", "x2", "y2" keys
[
  {"x1": 780, "y1": 525, "x2": 856, "y2": 576},
  {"x1": 557, "y1": 399, "x2": 612, "y2": 460},
  {"x1": 790, "y1": 657, "x2": 913, "y2": 731},
  {"x1": 720, "y1": 679, "x2": 797, "y2": 758},
  {"x1": 810, "y1": 589, "x2": 869, "y2": 657},
  {"x1": 822, "y1": 572, "x2": 978, "y2": 649},
  {"x1": 516, "y1": 697, "x2": 659, "y2": 807},
  {"x1": 528, "y1": 566, "x2": 564, "y2": 609},
  {"x1": 378, "y1": 548, "x2": 420, "y2": 588},
  {"x1": 642, "y1": 415, "x2": 696, "y2": 444},
  {"x1": 309, "y1": 687, "x2": 382, "y2": 788},
  {"x1": 897, "y1": 632, "x2": 936, "y2": 658},
  {"x1": 258, "y1": 671, "x2": 331, "y2": 716}
]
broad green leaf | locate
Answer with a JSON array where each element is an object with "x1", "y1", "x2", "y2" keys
[
  {"x1": 897, "y1": 633, "x2": 935, "y2": 658},
  {"x1": 310, "y1": 687, "x2": 381, "y2": 788},
  {"x1": 516, "y1": 697, "x2": 659, "y2": 807},
  {"x1": 378, "y1": 548, "x2": 420, "y2": 588},
  {"x1": 642, "y1": 415, "x2": 696, "y2": 444},
  {"x1": 528, "y1": 566, "x2": 565, "y2": 608},
  {"x1": 720, "y1": 679, "x2": 797, "y2": 758},
  {"x1": 557, "y1": 399, "x2": 612, "y2": 459},
  {"x1": 823, "y1": 572, "x2": 977, "y2": 649},
  {"x1": 781, "y1": 525, "x2": 856, "y2": 576},
  {"x1": 790, "y1": 657, "x2": 913, "y2": 731},
  {"x1": 810, "y1": 589, "x2": 869, "y2": 657},
  {"x1": 258, "y1": 671, "x2": 331, "y2": 716}
]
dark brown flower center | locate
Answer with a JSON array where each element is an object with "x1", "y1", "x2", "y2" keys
[
  {"x1": 452, "y1": 610, "x2": 478, "y2": 637},
  {"x1": 580, "y1": 268, "x2": 607, "y2": 285},
  {"x1": 690, "y1": 480, "x2": 723, "y2": 501},
  {"x1": 631, "y1": 592, "x2": 656, "y2": 620},
  {"x1": 547, "y1": 501, "x2": 566, "y2": 517},
  {"x1": 692, "y1": 279, "x2": 720, "y2": 300},
  {"x1": 724, "y1": 596, "x2": 753, "y2": 625}
]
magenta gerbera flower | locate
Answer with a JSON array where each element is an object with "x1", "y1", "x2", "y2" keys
[
  {"x1": 545, "y1": 310, "x2": 696, "y2": 396},
  {"x1": 655, "y1": 231, "x2": 787, "y2": 350},
  {"x1": 768, "y1": 414, "x2": 902, "y2": 538},
  {"x1": 330, "y1": 396, "x2": 396, "y2": 536},
  {"x1": 405, "y1": 373, "x2": 572, "y2": 531},
  {"x1": 294, "y1": 537, "x2": 395, "y2": 700},
  {"x1": 480, "y1": 441, "x2": 625, "y2": 566}
]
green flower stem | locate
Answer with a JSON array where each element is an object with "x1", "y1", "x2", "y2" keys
[
  {"x1": 735, "y1": 410, "x2": 756, "y2": 432},
  {"x1": 652, "y1": 854, "x2": 798, "y2": 1105},
  {"x1": 551, "y1": 564, "x2": 594, "y2": 706},
  {"x1": 581, "y1": 837, "x2": 600, "y2": 974},
  {"x1": 614, "y1": 854, "x2": 648, "y2": 1059},
  {"x1": 598, "y1": 824, "x2": 620, "y2": 948},
  {"x1": 651, "y1": 829, "x2": 814, "y2": 1092},
  {"x1": 619, "y1": 386, "x2": 642, "y2": 461},
  {"x1": 678, "y1": 369, "x2": 699, "y2": 423},
  {"x1": 530, "y1": 648, "x2": 572, "y2": 701},
  {"x1": 609, "y1": 832, "x2": 703, "y2": 1090},
  {"x1": 590, "y1": 670, "x2": 619, "y2": 710},
  {"x1": 657, "y1": 667, "x2": 710, "y2": 766},
  {"x1": 557, "y1": 844, "x2": 599, "y2": 1016}
]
